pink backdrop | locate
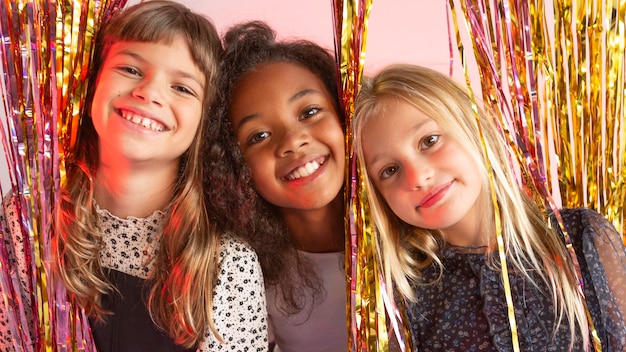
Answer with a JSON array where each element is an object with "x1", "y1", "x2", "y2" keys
[{"x1": 130, "y1": 0, "x2": 467, "y2": 78}]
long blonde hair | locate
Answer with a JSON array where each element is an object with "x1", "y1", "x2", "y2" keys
[
  {"x1": 353, "y1": 64, "x2": 589, "y2": 348},
  {"x1": 53, "y1": 1, "x2": 223, "y2": 347}
]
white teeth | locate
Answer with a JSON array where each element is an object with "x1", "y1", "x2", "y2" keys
[
  {"x1": 121, "y1": 110, "x2": 165, "y2": 132},
  {"x1": 287, "y1": 160, "x2": 321, "y2": 180}
]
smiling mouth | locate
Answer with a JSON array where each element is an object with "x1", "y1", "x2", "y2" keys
[
  {"x1": 284, "y1": 157, "x2": 327, "y2": 181},
  {"x1": 120, "y1": 109, "x2": 166, "y2": 132},
  {"x1": 418, "y1": 181, "x2": 453, "y2": 208}
]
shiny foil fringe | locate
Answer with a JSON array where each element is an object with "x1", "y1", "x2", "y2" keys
[
  {"x1": 333, "y1": 0, "x2": 413, "y2": 350},
  {"x1": 0, "y1": 0, "x2": 126, "y2": 350},
  {"x1": 447, "y1": 0, "x2": 625, "y2": 248},
  {"x1": 332, "y1": 0, "x2": 392, "y2": 351},
  {"x1": 446, "y1": 0, "x2": 624, "y2": 350}
]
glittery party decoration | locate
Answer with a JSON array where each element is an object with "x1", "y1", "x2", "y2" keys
[
  {"x1": 446, "y1": 0, "x2": 623, "y2": 350},
  {"x1": 447, "y1": 0, "x2": 625, "y2": 245},
  {"x1": 0, "y1": 0, "x2": 125, "y2": 350},
  {"x1": 551, "y1": 0, "x2": 625, "y2": 238},
  {"x1": 332, "y1": 0, "x2": 411, "y2": 350},
  {"x1": 332, "y1": 0, "x2": 372, "y2": 350}
]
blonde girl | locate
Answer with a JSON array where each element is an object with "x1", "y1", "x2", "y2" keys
[{"x1": 353, "y1": 63, "x2": 626, "y2": 351}]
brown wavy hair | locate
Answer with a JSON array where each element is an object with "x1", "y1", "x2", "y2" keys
[{"x1": 53, "y1": 1, "x2": 223, "y2": 347}]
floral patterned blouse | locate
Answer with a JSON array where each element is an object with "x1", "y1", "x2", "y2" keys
[
  {"x1": 0, "y1": 195, "x2": 268, "y2": 351},
  {"x1": 405, "y1": 208, "x2": 626, "y2": 351}
]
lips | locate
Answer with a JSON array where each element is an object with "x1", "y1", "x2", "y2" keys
[
  {"x1": 119, "y1": 109, "x2": 167, "y2": 132},
  {"x1": 284, "y1": 156, "x2": 327, "y2": 181},
  {"x1": 418, "y1": 181, "x2": 453, "y2": 209}
]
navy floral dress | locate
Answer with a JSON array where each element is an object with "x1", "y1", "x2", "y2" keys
[{"x1": 405, "y1": 208, "x2": 626, "y2": 351}]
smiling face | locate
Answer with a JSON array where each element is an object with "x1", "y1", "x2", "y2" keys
[
  {"x1": 361, "y1": 98, "x2": 484, "y2": 245},
  {"x1": 90, "y1": 36, "x2": 205, "y2": 169},
  {"x1": 229, "y1": 62, "x2": 345, "y2": 211}
]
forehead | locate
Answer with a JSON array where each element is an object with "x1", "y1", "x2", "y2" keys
[
  {"x1": 234, "y1": 62, "x2": 326, "y2": 97},
  {"x1": 361, "y1": 98, "x2": 434, "y2": 147},
  {"x1": 361, "y1": 97, "x2": 424, "y2": 128},
  {"x1": 229, "y1": 61, "x2": 331, "y2": 120},
  {"x1": 105, "y1": 38, "x2": 204, "y2": 78}
]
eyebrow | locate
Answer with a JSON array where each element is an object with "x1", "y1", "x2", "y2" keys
[
  {"x1": 366, "y1": 117, "x2": 432, "y2": 166},
  {"x1": 290, "y1": 88, "x2": 319, "y2": 102},
  {"x1": 112, "y1": 49, "x2": 205, "y2": 88},
  {"x1": 233, "y1": 88, "x2": 322, "y2": 132}
]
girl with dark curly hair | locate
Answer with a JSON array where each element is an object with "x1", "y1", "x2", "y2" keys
[{"x1": 205, "y1": 21, "x2": 347, "y2": 351}]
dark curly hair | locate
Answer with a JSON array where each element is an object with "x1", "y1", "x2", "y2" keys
[{"x1": 204, "y1": 21, "x2": 343, "y2": 314}]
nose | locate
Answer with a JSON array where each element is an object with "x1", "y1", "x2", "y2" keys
[
  {"x1": 402, "y1": 159, "x2": 433, "y2": 190},
  {"x1": 276, "y1": 127, "x2": 309, "y2": 157},
  {"x1": 131, "y1": 75, "x2": 164, "y2": 106}
]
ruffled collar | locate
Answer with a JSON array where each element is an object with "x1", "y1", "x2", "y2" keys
[{"x1": 94, "y1": 200, "x2": 169, "y2": 223}]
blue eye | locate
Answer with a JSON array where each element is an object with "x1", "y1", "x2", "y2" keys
[
  {"x1": 247, "y1": 131, "x2": 270, "y2": 145},
  {"x1": 380, "y1": 165, "x2": 398, "y2": 180},
  {"x1": 421, "y1": 135, "x2": 439, "y2": 149}
]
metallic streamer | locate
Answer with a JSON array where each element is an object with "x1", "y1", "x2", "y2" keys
[
  {"x1": 331, "y1": 0, "x2": 412, "y2": 350},
  {"x1": 0, "y1": 0, "x2": 126, "y2": 350},
  {"x1": 446, "y1": 1, "x2": 522, "y2": 350}
]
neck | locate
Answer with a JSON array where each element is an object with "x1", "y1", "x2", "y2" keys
[
  {"x1": 94, "y1": 158, "x2": 179, "y2": 218},
  {"x1": 281, "y1": 193, "x2": 345, "y2": 253},
  {"x1": 441, "y1": 206, "x2": 492, "y2": 247}
]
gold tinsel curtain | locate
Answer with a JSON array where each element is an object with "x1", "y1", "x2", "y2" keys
[
  {"x1": 0, "y1": 0, "x2": 126, "y2": 350},
  {"x1": 447, "y1": 0, "x2": 625, "y2": 237}
]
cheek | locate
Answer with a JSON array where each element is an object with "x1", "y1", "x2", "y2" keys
[
  {"x1": 179, "y1": 125, "x2": 201, "y2": 153},
  {"x1": 178, "y1": 105, "x2": 203, "y2": 132},
  {"x1": 332, "y1": 129, "x2": 346, "y2": 152},
  {"x1": 89, "y1": 78, "x2": 120, "y2": 121},
  {"x1": 90, "y1": 90, "x2": 106, "y2": 132},
  {"x1": 380, "y1": 188, "x2": 405, "y2": 213},
  {"x1": 321, "y1": 117, "x2": 345, "y2": 145},
  {"x1": 246, "y1": 157, "x2": 272, "y2": 189},
  {"x1": 182, "y1": 103, "x2": 203, "y2": 124},
  {"x1": 90, "y1": 84, "x2": 104, "y2": 111}
]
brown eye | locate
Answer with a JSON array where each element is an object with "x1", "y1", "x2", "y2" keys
[
  {"x1": 421, "y1": 135, "x2": 439, "y2": 149},
  {"x1": 173, "y1": 85, "x2": 195, "y2": 96},
  {"x1": 247, "y1": 131, "x2": 270, "y2": 145},
  {"x1": 118, "y1": 66, "x2": 141, "y2": 76},
  {"x1": 300, "y1": 107, "x2": 320, "y2": 120},
  {"x1": 380, "y1": 165, "x2": 399, "y2": 180}
]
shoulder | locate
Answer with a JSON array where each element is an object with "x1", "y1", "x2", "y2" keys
[
  {"x1": 559, "y1": 207, "x2": 612, "y2": 227},
  {"x1": 218, "y1": 234, "x2": 260, "y2": 263},
  {"x1": 216, "y1": 234, "x2": 264, "y2": 282},
  {"x1": 557, "y1": 207, "x2": 626, "y2": 280},
  {"x1": 559, "y1": 209, "x2": 626, "y2": 349},
  {"x1": 558, "y1": 207, "x2": 622, "y2": 245}
]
